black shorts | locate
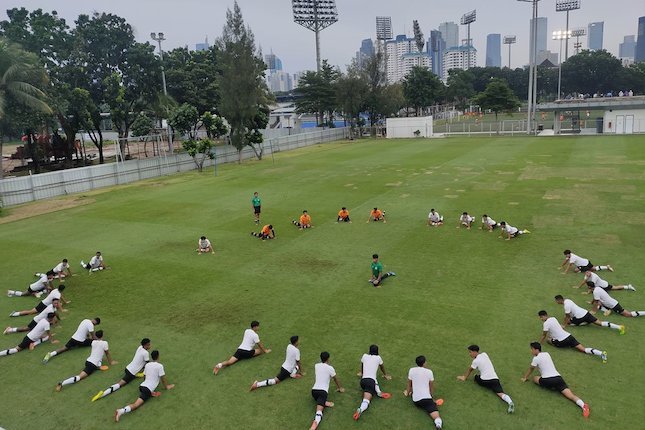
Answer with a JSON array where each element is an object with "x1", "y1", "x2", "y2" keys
[
  {"x1": 338, "y1": 216, "x2": 350, "y2": 222},
  {"x1": 122, "y1": 369, "x2": 137, "y2": 384},
  {"x1": 35, "y1": 302, "x2": 47, "y2": 313},
  {"x1": 27, "y1": 286, "x2": 40, "y2": 294},
  {"x1": 551, "y1": 335, "x2": 580, "y2": 348},
  {"x1": 233, "y1": 348, "x2": 256, "y2": 360},
  {"x1": 27, "y1": 319, "x2": 38, "y2": 330},
  {"x1": 571, "y1": 313, "x2": 597, "y2": 325},
  {"x1": 475, "y1": 375, "x2": 504, "y2": 394},
  {"x1": 276, "y1": 367, "x2": 291, "y2": 382},
  {"x1": 254, "y1": 206, "x2": 261, "y2": 214},
  {"x1": 539, "y1": 376, "x2": 568, "y2": 392},
  {"x1": 577, "y1": 263, "x2": 594, "y2": 272},
  {"x1": 83, "y1": 360, "x2": 99, "y2": 375},
  {"x1": 18, "y1": 336, "x2": 33, "y2": 350},
  {"x1": 46, "y1": 269, "x2": 56, "y2": 276},
  {"x1": 311, "y1": 389, "x2": 328, "y2": 407},
  {"x1": 360, "y1": 378, "x2": 378, "y2": 396},
  {"x1": 612, "y1": 303, "x2": 625, "y2": 314},
  {"x1": 139, "y1": 386, "x2": 153, "y2": 402},
  {"x1": 490, "y1": 223, "x2": 498, "y2": 229},
  {"x1": 414, "y1": 398, "x2": 438, "y2": 414},
  {"x1": 65, "y1": 338, "x2": 92, "y2": 349},
  {"x1": 602, "y1": 284, "x2": 614, "y2": 291}
]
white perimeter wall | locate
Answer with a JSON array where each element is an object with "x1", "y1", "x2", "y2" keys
[
  {"x1": 386, "y1": 116, "x2": 434, "y2": 138},
  {"x1": 603, "y1": 109, "x2": 645, "y2": 134}
]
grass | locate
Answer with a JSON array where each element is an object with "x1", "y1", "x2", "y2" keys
[{"x1": 0, "y1": 135, "x2": 644, "y2": 430}]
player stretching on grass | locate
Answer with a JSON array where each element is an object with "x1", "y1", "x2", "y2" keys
[
  {"x1": 10, "y1": 284, "x2": 68, "y2": 317},
  {"x1": 36, "y1": 258, "x2": 72, "y2": 281},
  {"x1": 309, "y1": 351, "x2": 344, "y2": 430},
  {"x1": 588, "y1": 283, "x2": 645, "y2": 318},
  {"x1": 369, "y1": 254, "x2": 396, "y2": 287},
  {"x1": 0, "y1": 313, "x2": 58, "y2": 357},
  {"x1": 538, "y1": 311, "x2": 607, "y2": 362},
  {"x1": 43, "y1": 317, "x2": 100, "y2": 363},
  {"x1": 251, "y1": 224, "x2": 275, "y2": 240},
  {"x1": 7, "y1": 272, "x2": 54, "y2": 298},
  {"x1": 251, "y1": 191, "x2": 262, "y2": 224},
  {"x1": 292, "y1": 210, "x2": 312, "y2": 229},
  {"x1": 353, "y1": 344, "x2": 392, "y2": 421},
  {"x1": 213, "y1": 321, "x2": 271, "y2": 375},
  {"x1": 405, "y1": 355, "x2": 444, "y2": 429},
  {"x1": 576, "y1": 271, "x2": 634, "y2": 293},
  {"x1": 92, "y1": 338, "x2": 151, "y2": 401},
  {"x1": 81, "y1": 251, "x2": 106, "y2": 272},
  {"x1": 521, "y1": 342, "x2": 590, "y2": 417},
  {"x1": 457, "y1": 212, "x2": 475, "y2": 229},
  {"x1": 427, "y1": 209, "x2": 443, "y2": 226},
  {"x1": 367, "y1": 207, "x2": 386, "y2": 223},
  {"x1": 337, "y1": 207, "x2": 351, "y2": 223},
  {"x1": 4, "y1": 298, "x2": 62, "y2": 335},
  {"x1": 457, "y1": 345, "x2": 515, "y2": 413},
  {"x1": 196, "y1": 236, "x2": 214, "y2": 254},
  {"x1": 560, "y1": 250, "x2": 612, "y2": 274},
  {"x1": 250, "y1": 335, "x2": 302, "y2": 391},
  {"x1": 115, "y1": 350, "x2": 174, "y2": 422},
  {"x1": 55, "y1": 330, "x2": 116, "y2": 391},
  {"x1": 480, "y1": 214, "x2": 499, "y2": 232},
  {"x1": 499, "y1": 221, "x2": 530, "y2": 240},
  {"x1": 554, "y1": 295, "x2": 624, "y2": 334}
]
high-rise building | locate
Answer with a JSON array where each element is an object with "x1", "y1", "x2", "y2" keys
[
  {"x1": 195, "y1": 37, "x2": 209, "y2": 52},
  {"x1": 486, "y1": 34, "x2": 502, "y2": 67},
  {"x1": 266, "y1": 71, "x2": 292, "y2": 93},
  {"x1": 264, "y1": 53, "x2": 283, "y2": 71},
  {"x1": 439, "y1": 22, "x2": 459, "y2": 49},
  {"x1": 588, "y1": 22, "x2": 604, "y2": 50},
  {"x1": 529, "y1": 17, "x2": 548, "y2": 64},
  {"x1": 636, "y1": 17, "x2": 645, "y2": 62},
  {"x1": 385, "y1": 34, "x2": 432, "y2": 83},
  {"x1": 356, "y1": 38, "x2": 375, "y2": 67},
  {"x1": 428, "y1": 30, "x2": 446, "y2": 77},
  {"x1": 619, "y1": 35, "x2": 637, "y2": 59},
  {"x1": 442, "y1": 45, "x2": 477, "y2": 79}
]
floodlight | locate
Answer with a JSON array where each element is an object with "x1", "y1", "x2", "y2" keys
[
  {"x1": 292, "y1": 0, "x2": 338, "y2": 71},
  {"x1": 571, "y1": 28, "x2": 585, "y2": 37},
  {"x1": 503, "y1": 36, "x2": 517, "y2": 44},
  {"x1": 460, "y1": 10, "x2": 476, "y2": 25},
  {"x1": 555, "y1": 0, "x2": 580, "y2": 12}
]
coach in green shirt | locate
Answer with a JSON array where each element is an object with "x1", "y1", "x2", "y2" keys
[
  {"x1": 252, "y1": 192, "x2": 261, "y2": 224},
  {"x1": 369, "y1": 254, "x2": 396, "y2": 287}
]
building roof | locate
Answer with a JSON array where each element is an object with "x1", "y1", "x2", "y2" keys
[{"x1": 537, "y1": 95, "x2": 645, "y2": 111}]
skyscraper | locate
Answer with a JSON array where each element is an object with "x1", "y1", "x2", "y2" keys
[
  {"x1": 442, "y1": 45, "x2": 477, "y2": 79},
  {"x1": 529, "y1": 17, "x2": 548, "y2": 64},
  {"x1": 439, "y1": 22, "x2": 459, "y2": 49},
  {"x1": 619, "y1": 35, "x2": 636, "y2": 59},
  {"x1": 264, "y1": 53, "x2": 283, "y2": 71},
  {"x1": 588, "y1": 22, "x2": 604, "y2": 50},
  {"x1": 486, "y1": 34, "x2": 502, "y2": 67},
  {"x1": 636, "y1": 17, "x2": 645, "y2": 62},
  {"x1": 385, "y1": 34, "x2": 432, "y2": 83},
  {"x1": 195, "y1": 37, "x2": 209, "y2": 52},
  {"x1": 356, "y1": 38, "x2": 375, "y2": 67},
  {"x1": 428, "y1": 30, "x2": 446, "y2": 77}
]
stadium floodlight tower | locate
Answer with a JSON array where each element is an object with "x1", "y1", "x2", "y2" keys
[
  {"x1": 503, "y1": 35, "x2": 517, "y2": 68},
  {"x1": 460, "y1": 10, "x2": 476, "y2": 70},
  {"x1": 556, "y1": 0, "x2": 581, "y2": 61},
  {"x1": 518, "y1": 0, "x2": 541, "y2": 135},
  {"x1": 292, "y1": 0, "x2": 338, "y2": 72},
  {"x1": 553, "y1": 30, "x2": 571, "y2": 100},
  {"x1": 571, "y1": 28, "x2": 586, "y2": 55},
  {"x1": 375, "y1": 17, "x2": 393, "y2": 82},
  {"x1": 413, "y1": 20, "x2": 425, "y2": 67}
]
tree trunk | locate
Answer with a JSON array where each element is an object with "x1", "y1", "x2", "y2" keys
[{"x1": 0, "y1": 135, "x2": 4, "y2": 179}]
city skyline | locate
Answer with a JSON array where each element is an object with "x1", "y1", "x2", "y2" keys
[{"x1": 2, "y1": 0, "x2": 644, "y2": 73}]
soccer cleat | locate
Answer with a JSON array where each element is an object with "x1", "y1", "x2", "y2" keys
[
  {"x1": 628, "y1": 284, "x2": 636, "y2": 291},
  {"x1": 91, "y1": 391, "x2": 104, "y2": 402},
  {"x1": 3, "y1": 327, "x2": 10, "y2": 335},
  {"x1": 114, "y1": 410, "x2": 122, "y2": 423},
  {"x1": 523, "y1": 229, "x2": 531, "y2": 234},
  {"x1": 508, "y1": 402, "x2": 515, "y2": 414},
  {"x1": 249, "y1": 381, "x2": 258, "y2": 391},
  {"x1": 607, "y1": 265, "x2": 614, "y2": 272},
  {"x1": 582, "y1": 403, "x2": 590, "y2": 418},
  {"x1": 6, "y1": 291, "x2": 11, "y2": 297},
  {"x1": 353, "y1": 408, "x2": 362, "y2": 421},
  {"x1": 43, "y1": 352, "x2": 51, "y2": 364},
  {"x1": 618, "y1": 325, "x2": 625, "y2": 335},
  {"x1": 601, "y1": 351, "x2": 608, "y2": 363},
  {"x1": 80, "y1": 260, "x2": 85, "y2": 269},
  {"x1": 379, "y1": 392, "x2": 392, "y2": 399},
  {"x1": 135, "y1": 372, "x2": 144, "y2": 378}
]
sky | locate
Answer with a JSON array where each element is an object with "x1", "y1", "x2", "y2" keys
[{"x1": 3, "y1": 0, "x2": 644, "y2": 73}]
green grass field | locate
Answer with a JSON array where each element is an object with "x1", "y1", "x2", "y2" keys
[{"x1": 1, "y1": 135, "x2": 644, "y2": 430}]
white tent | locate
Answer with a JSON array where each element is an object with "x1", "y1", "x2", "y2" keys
[{"x1": 386, "y1": 116, "x2": 433, "y2": 138}]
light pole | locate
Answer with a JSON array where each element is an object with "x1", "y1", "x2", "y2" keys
[
  {"x1": 460, "y1": 10, "x2": 476, "y2": 70},
  {"x1": 503, "y1": 35, "x2": 517, "y2": 68},
  {"x1": 292, "y1": 0, "x2": 338, "y2": 72},
  {"x1": 555, "y1": 0, "x2": 580, "y2": 62},
  {"x1": 571, "y1": 28, "x2": 586, "y2": 55},
  {"x1": 552, "y1": 30, "x2": 570, "y2": 100},
  {"x1": 518, "y1": 0, "x2": 540, "y2": 135},
  {"x1": 150, "y1": 32, "x2": 168, "y2": 96}
]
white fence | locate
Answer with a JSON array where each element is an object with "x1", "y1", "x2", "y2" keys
[{"x1": 0, "y1": 128, "x2": 348, "y2": 207}]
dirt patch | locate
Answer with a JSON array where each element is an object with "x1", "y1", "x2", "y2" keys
[
  {"x1": 532, "y1": 215, "x2": 573, "y2": 228},
  {"x1": 385, "y1": 181, "x2": 402, "y2": 187},
  {"x1": 444, "y1": 195, "x2": 459, "y2": 198},
  {"x1": 0, "y1": 196, "x2": 95, "y2": 224}
]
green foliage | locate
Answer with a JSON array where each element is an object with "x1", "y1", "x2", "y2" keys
[
  {"x1": 164, "y1": 46, "x2": 220, "y2": 114},
  {"x1": 181, "y1": 138, "x2": 214, "y2": 171},
  {"x1": 561, "y1": 49, "x2": 623, "y2": 95},
  {"x1": 446, "y1": 69, "x2": 475, "y2": 110},
  {"x1": 295, "y1": 60, "x2": 340, "y2": 126},
  {"x1": 169, "y1": 103, "x2": 200, "y2": 140},
  {"x1": 130, "y1": 112, "x2": 154, "y2": 137},
  {"x1": 473, "y1": 78, "x2": 521, "y2": 122},
  {"x1": 402, "y1": 66, "x2": 445, "y2": 116},
  {"x1": 335, "y1": 63, "x2": 368, "y2": 135},
  {"x1": 201, "y1": 111, "x2": 228, "y2": 139}
]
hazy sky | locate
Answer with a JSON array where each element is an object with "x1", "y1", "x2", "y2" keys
[{"x1": 3, "y1": 0, "x2": 644, "y2": 72}]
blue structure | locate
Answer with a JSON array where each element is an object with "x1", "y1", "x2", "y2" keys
[
  {"x1": 636, "y1": 17, "x2": 645, "y2": 62},
  {"x1": 588, "y1": 22, "x2": 604, "y2": 51},
  {"x1": 428, "y1": 30, "x2": 445, "y2": 77},
  {"x1": 486, "y1": 34, "x2": 501, "y2": 67}
]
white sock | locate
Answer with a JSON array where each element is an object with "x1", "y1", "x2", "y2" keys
[
  {"x1": 501, "y1": 394, "x2": 513, "y2": 405},
  {"x1": 359, "y1": 399, "x2": 370, "y2": 413},
  {"x1": 374, "y1": 383, "x2": 382, "y2": 396},
  {"x1": 606, "y1": 322, "x2": 620, "y2": 330},
  {"x1": 584, "y1": 348, "x2": 602, "y2": 356},
  {"x1": 13, "y1": 291, "x2": 24, "y2": 296},
  {"x1": 50, "y1": 350, "x2": 58, "y2": 357},
  {"x1": 62, "y1": 375, "x2": 80, "y2": 386},
  {"x1": 434, "y1": 417, "x2": 443, "y2": 428},
  {"x1": 595, "y1": 265, "x2": 607, "y2": 271},
  {"x1": 7, "y1": 328, "x2": 17, "y2": 333},
  {"x1": 576, "y1": 399, "x2": 585, "y2": 408},
  {"x1": 119, "y1": 405, "x2": 132, "y2": 415},
  {"x1": 627, "y1": 284, "x2": 635, "y2": 291},
  {"x1": 257, "y1": 378, "x2": 276, "y2": 387},
  {"x1": 314, "y1": 411, "x2": 323, "y2": 424},
  {"x1": 10, "y1": 312, "x2": 20, "y2": 317},
  {"x1": 7, "y1": 290, "x2": 15, "y2": 296},
  {"x1": 32, "y1": 336, "x2": 48, "y2": 346},
  {"x1": 103, "y1": 383, "x2": 120, "y2": 397},
  {"x1": 631, "y1": 311, "x2": 644, "y2": 317}
]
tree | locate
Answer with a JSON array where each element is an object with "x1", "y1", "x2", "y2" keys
[
  {"x1": 294, "y1": 61, "x2": 339, "y2": 127},
  {"x1": 169, "y1": 103, "x2": 200, "y2": 140},
  {"x1": 182, "y1": 139, "x2": 214, "y2": 172},
  {"x1": 336, "y1": 62, "x2": 368, "y2": 138},
  {"x1": 561, "y1": 49, "x2": 622, "y2": 95},
  {"x1": 216, "y1": 1, "x2": 271, "y2": 161},
  {"x1": 201, "y1": 111, "x2": 228, "y2": 139},
  {"x1": 446, "y1": 69, "x2": 475, "y2": 110},
  {"x1": 130, "y1": 112, "x2": 154, "y2": 156},
  {"x1": 164, "y1": 46, "x2": 220, "y2": 114},
  {"x1": 472, "y1": 78, "x2": 521, "y2": 131},
  {"x1": 402, "y1": 66, "x2": 444, "y2": 116}
]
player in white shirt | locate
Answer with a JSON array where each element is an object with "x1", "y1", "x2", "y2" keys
[
  {"x1": 213, "y1": 321, "x2": 271, "y2": 375},
  {"x1": 81, "y1": 251, "x2": 106, "y2": 272},
  {"x1": 554, "y1": 295, "x2": 625, "y2": 334},
  {"x1": 43, "y1": 317, "x2": 100, "y2": 363},
  {"x1": 521, "y1": 342, "x2": 590, "y2": 417},
  {"x1": 404, "y1": 355, "x2": 444, "y2": 429},
  {"x1": 196, "y1": 236, "x2": 214, "y2": 254},
  {"x1": 588, "y1": 284, "x2": 645, "y2": 318},
  {"x1": 457, "y1": 212, "x2": 475, "y2": 229},
  {"x1": 560, "y1": 249, "x2": 612, "y2": 274},
  {"x1": 4, "y1": 298, "x2": 62, "y2": 335},
  {"x1": 353, "y1": 344, "x2": 392, "y2": 421},
  {"x1": 55, "y1": 330, "x2": 116, "y2": 391},
  {"x1": 7, "y1": 272, "x2": 54, "y2": 297},
  {"x1": 250, "y1": 335, "x2": 302, "y2": 391},
  {"x1": 427, "y1": 209, "x2": 444, "y2": 226},
  {"x1": 309, "y1": 351, "x2": 344, "y2": 430},
  {"x1": 498, "y1": 221, "x2": 530, "y2": 240},
  {"x1": 480, "y1": 214, "x2": 499, "y2": 232},
  {"x1": 114, "y1": 349, "x2": 174, "y2": 422},
  {"x1": 457, "y1": 345, "x2": 514, "y2": 413},
  {"x1": 9, "y1": 285, "x2": 68, "y2": 317},
  {"x1": 538, "y1": 311, "x2": 607, "y2": 362},
  {"x1": 36, "y1": 258, "x2": 72, "y2": 281},
  {"x1": 92, "y1": 338, "x2": 152, "y2": 401},
  {"x1": 0, "y1": 313, "x2": 58, "y2": 357},
  {"x1": 577, "y1": 271, "x2": 635, "y2": 292}
]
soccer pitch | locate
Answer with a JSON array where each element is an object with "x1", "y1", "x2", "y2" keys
[{"x1": 0, "y1": 135, "x2": 644, "y2": 429}]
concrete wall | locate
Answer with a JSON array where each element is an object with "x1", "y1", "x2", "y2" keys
[
  {"x1": 386, "y1": 116, "x2": 434, "y2": 138},
  {"x1": 603, "y1": 109, "x2": 645, "y2": 134}
]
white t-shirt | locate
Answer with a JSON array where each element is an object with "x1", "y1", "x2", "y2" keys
[
  {"x1": 482, "y1": 216, "x2": 496, "y2": 226},
  {"x1": 27, "y1": 318, "x2": 50, "y2": 341},
  {"x1": 428, "y1": 211, "x2": 441, "y2": 222},
  {"x1": 312, "y1": 362, "x2": 336, "y2": 392},
  {"x1": 281, "y1": 344, "x2": 300, "y2": 373},
  {"x1": 460, "y1": 214, "x2": 474, "y2": 223},
  {"x1": 141, "y1": 361, "x2": 165, "y2": 392},
  {"x1": 199, "y1": 239, "x2": 211, "y2": 249},
  {"x1": 89, "y1": 255, "x2": 103, "y2": 269},
  {"x1": 567, "y1": 253, "x2": 589, "y2": 267},
  {"x1": 407, "y1": 366, "x2": 434, "y2": 402},
  {"x1": 30, "y1": 274, "x2": 50, "y2": 292},
  {"x1": 238, "y1": 329, "x2": 260, "y2": 351},
  {"x1": 471, "y1": 352, "x2": 499, "y2": 380},
  {"x1": 531, "y1": 352, "x2": 560, "y2": 378},
  {"x1": 543, "y1": 317, "x2": 570, "y2": 342},
  {"x1": 361, "y1": 354, "x2": 383, "y2": 381},
  {"x1": 87, "y1": 339, "x2": 108, "y2": 366},
  {"x1": 593, "y1": 287, "x2": 618, "y2": 308},
  {"x1": 53, "y1": 262, "x2": 69, "y2": 274},
  {"x1": 585, "y1": 272, "x2": 608, "y2": 289},
  {"x1": 126, "y1": 346, "x2": 151, "y2": 374},
  {"x1": 503, "y1": 224, "x2": 519, "y2": 234},
  {"x1": 33, "y1": 304, "x2": 55, "y2": 323},
  {"x1": 42, "y1": 288, "x2": 62, "y2": 306},
  {"x1": 563, "y1": 299, "x2": 588, "y2": 319},
  {"x1": 72, "y1": 319, "x2": 95, "y2": 342}
]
